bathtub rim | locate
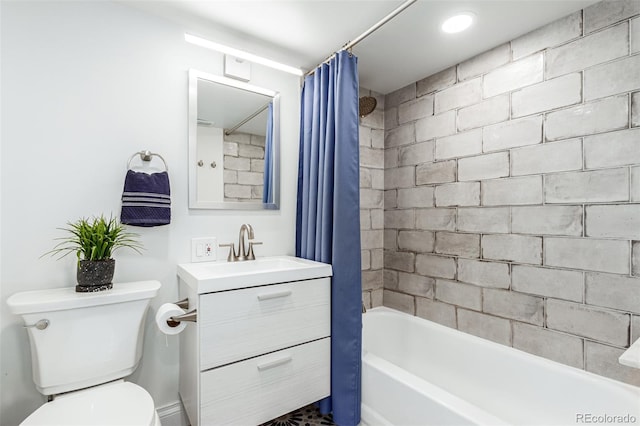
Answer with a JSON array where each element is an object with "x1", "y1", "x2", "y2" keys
[{"x1": 363, "y1": 306, "x2": 640, "y2": 394}]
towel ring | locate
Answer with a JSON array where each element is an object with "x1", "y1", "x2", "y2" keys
[{"x1": 127, "y1": 150, "x2": 168, "y2": 171}]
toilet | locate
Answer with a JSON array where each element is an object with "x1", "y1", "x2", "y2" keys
[{"x1": 6, "y1": 280, "x2": 162, "y2": 426}]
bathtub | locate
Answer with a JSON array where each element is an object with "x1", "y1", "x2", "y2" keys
[{"x1": 361, "y1": 307, "x2": 640, "y2": 426}]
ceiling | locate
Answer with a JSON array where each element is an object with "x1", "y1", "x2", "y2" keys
[{"x1": 122, "y1": 0, "x2": 600, "y2": 94}]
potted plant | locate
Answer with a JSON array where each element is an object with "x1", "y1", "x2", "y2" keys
[{"x1": 44, "y1": 215, "x2": 143, "y2": 292}]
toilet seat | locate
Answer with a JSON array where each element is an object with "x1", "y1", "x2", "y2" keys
[{"x1": 21, "y1": 381, "x2": 159, "y2": 426}]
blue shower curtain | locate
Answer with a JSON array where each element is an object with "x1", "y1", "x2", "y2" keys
[
  {"x1": 296, "y1": 50, "x2": 362, "y2": 426},
  {"x1": 263, "y1": 102, "x2": 274, "y2": 204}
]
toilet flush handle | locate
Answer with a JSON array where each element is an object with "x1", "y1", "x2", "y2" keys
[{"x1": 24, "y1": 319, "x2": 49, "y2": 330}]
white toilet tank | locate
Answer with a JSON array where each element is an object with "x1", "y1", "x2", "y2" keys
[{"x1": 7, "y1": 280, "x2": 161, "y2": 395}]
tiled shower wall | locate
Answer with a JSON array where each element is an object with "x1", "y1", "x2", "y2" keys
[
  {"x1": 382, "y1": 0, "x2": 640, "y2": 386},
  {"x1": 223, "y1": 132, "x2": 266, "y2": 201},
  {"x1": 360, "y1": 88, "x2": 386, "y2": 309}
]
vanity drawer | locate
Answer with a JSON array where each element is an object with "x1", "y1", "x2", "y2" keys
[
  {"x1": 200, "y1": 337, "x2": 330, "y2": 426},
  {"x1": 199, "y1": 278, "x2": 330, "y2": 370}
]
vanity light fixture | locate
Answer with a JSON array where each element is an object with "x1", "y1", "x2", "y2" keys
[
  {"x1": 185, "y1": 34, "x2": 303, "y2": 76},
  {"x1": 441, "y1": 13, "x2": 474, "y2": 34}
]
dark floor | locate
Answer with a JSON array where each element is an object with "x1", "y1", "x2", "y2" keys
[{"x1": 260, "y1": 404, "x2": 335, "y2": 426}]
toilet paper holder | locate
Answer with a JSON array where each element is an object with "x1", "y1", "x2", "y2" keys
[
  {"x1": 165, "y1": 298, "x2": 196, "y2": 327},
  {"x1": 167, "y1": 309, "x2": 197, "y2": 328}
]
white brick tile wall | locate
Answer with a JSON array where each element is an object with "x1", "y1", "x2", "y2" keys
[
  {"x1": 458, "y1": 152, "x2": 509, "y2": 181},
  {"x1": 512, "y1": 322, "x2": 584, "y2": 368},
  {"x1": 435, "y1": 182, "x2": 480, "y2": 206},
  {"x1": 585, "y1": 55, "x2": 640, "y2": 101},
  {"x1": 385, "y1": 166, "x2": 415, "y2": 189},
  {"x1": 511, "y1": 138, "x2": 583, "y2": 176},
  {"x1": 511, "y1": 73, "x2": 582, "y2": 118},
  {"x1": 511, "y1": 205, "x2": 583, "y2": 236},
  {"x1": 415, "y1": 110, "x2": 456, "y2": 141},
  {"x1": 435, "y1": 129, "x2": 483, "y2": 160},
  {"x1": 511, "y1": 11, "x2": 582, "y2": 60},
  {"x1": 633, "y1": 91, "x2": 640, "y2": 127},
  {"x1": 383, "y1": 289, "x2": 415, "y2": 315},
  {"x1": 416, "y1": 298, "x2": 457, "y2": 328},
  {"x1": 545, "y1": 237, "x2": 630, "y2": 274},
  {"x1": 632, "y1": 16, "x2": 640, "y2": 54},
  {"x1": 415, "y1": 208, "x2": 457, "y2": 231},
  {"x1": 584, "y1": 0, "x2": 640, "y2": 34},
  {"x1": 435, "y1": 280, "x2": 482, "y2": 311},
  {"x1": 633, "y1": 166, "x2": 640, "y2": 202},
  {"x1": 585, "y1": 341, "x2": 640, "y2": 386},
  {"x1": 545, "y1": 95, "x2": 629, "y2": 141},
  {"x1": 544, "y1": 168, "x2": 629, "y2": 203},
  {"x1": 457, "y1": 44, "x2": 510, "y2": 81},
  {"x1": 398, "y1": 141, "x2": 434, "y2": 166},
  {"x1": 416, "y1": 67, "x2": 456, "y2": 97},
  {"x1": 398, "y1": 230, "x2": 435, "y2": 253},
  {"x1": 381, "y1": 2, "x2": 640, "y2": 385},
  {"x1": 385, "y1": 123, "x2": 415, "y2": 148},
  {"x1": 483, "y1": 115, "x2": 543, "y2": 152},
  {"x1": 457, "y1": 94, "x2": 510, "y2": 131},
  {"x1": 586, "y1": 204, "x2": 640, "y2": 238},
  {"x1": 361, "y1": 147, "x2": 385, "y2": 169},
  {"x1": 397, "y1": 186, "x2": 435, "y2": 208},
  {"x1": 512, "y1": 265, "x2": 584, "y2": 302},
  {"x1": 416, "y1": 160, "x2": 456, "y2": 185},
  {"x1": 435, "y1": 232, "x2": 481, "y2": 258},
  {"x1": 384, "y1": 251, "x2": 415, "y2": 272},
  {"x1": 482, "y1": 176, "x2": 543, "y2": 206},
  {"x1": 457, "y1": 308, "x2": 512, "y2": 345},
  {"x1": 547, "y1": 299, "x2": 629, "y2": 346},
  {"x1": 586, "y1": 272, "x2": 640, "y2": 314},
  {"x1": 386, "y1": 83, "x2": 416, "y2": 108},
  {"x1": 482, "y1": 234, "x2": 542, "y2": 264},
  {"x1": 434, "y1": 78, "x2": 482, "y2": 113},
  {"x1": 483, "y1": 288, "x2": 544, "y2": 325},
  {"x1": 398, "y1": 272, "x2": 434, "y2": 298},
  {"x1": 384, "y1": 209, "x2": 415, "y2": 229},
  {"x1": 458, "y1": 259, "x2": 510, "y2": 289},
  {"x1": 483, "y1": 53, "x2": 544, "y2": 98},
  {"x1": 584, "y1": 129, "x2": 640, "y2": 169},
  {"x1": 415, "y1": 254, "x2": 457, "y2": 279},
  {"x1": 398, "y1": 95, "x2": 434, "y2": 124},
  {"x1": 546, "y1": 23, "x2": 629, "y2": 79},
  {"x1": 458, "y1": 207, "x2": 510, "y2": 234}
]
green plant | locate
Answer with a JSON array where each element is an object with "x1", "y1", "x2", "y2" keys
[{"x1": 44, "y1": 215, "x2": 143, "y2": 262}]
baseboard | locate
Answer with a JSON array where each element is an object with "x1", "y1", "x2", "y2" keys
[{"x1": 157, "y1": 400, "x2": 190, "y2": 426}]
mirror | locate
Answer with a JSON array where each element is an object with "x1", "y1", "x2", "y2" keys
[{"x1": 188, "y1": 69, "x2": 280, "y2": 209}]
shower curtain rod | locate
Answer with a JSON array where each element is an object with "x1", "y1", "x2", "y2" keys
[
  {"x1": 304, "y1": 0, "x2": 417, "y2": 77},
  {"x1": 225, "y1": 101, "x2": 271, "y2": 136}
]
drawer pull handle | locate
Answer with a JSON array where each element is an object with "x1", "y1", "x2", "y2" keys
[
  {"x1": 257, "y1": 355, "x2": 292, "y2": 371},
  {"x1": 257, "y1": 290, "x2": 292, "y2": 301}
]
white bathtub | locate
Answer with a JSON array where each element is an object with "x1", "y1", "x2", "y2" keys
[{"x1": 361, "y1": 307, "x2": 640, "y2": 426}]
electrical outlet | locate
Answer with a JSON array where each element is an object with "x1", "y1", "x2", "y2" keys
[{"x1": 191, "y1": 237, "x2": 217, "y2": 263}]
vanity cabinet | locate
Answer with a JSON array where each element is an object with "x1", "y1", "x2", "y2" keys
[{"x1": 177, "y1": 256, "x2": 332, "y2": 426}]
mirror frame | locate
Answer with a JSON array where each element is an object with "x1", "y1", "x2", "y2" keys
[{"x1": 188, "y1": 69, "x2": 281, "y2": 210}]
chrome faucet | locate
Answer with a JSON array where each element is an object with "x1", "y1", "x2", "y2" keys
[{"x1": 220, "y1": 224, "x2": 262, "y2": 262}]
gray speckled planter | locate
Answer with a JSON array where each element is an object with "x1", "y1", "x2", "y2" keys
[{"x1": 76, "y1": 259, "x2": 115, "y2": 292}]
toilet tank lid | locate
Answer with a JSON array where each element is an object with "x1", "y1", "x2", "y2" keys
[{"x1": 6, "y1": 280, "x2": 161, "y2": 315}]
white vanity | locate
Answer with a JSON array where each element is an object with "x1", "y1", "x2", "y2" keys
[{"x1": 176, "y1": 256, "x2": 332, "y2": 425}]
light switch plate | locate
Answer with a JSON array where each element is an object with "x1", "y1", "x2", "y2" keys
[{"x1": 191, "y1": 237, "x2": 217, "y2": 263}]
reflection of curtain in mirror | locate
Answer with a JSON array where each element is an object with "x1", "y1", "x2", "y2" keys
[{"x1": 262, "y1": 102, "x2": 274, "y2": 203}]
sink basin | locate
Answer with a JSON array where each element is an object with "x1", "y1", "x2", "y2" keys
[{"x1": 177, "y1": 255, "x2": 333, "y2": 293}]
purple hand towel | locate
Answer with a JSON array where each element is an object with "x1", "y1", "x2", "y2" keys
[{"x1": 120, "y1": 170, "x2": 171, "y2": 227}]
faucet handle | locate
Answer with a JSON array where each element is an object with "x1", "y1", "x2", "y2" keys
[
  {"x1": 247, "y1": 241, "x2": 262, "y2": 260},
  {"x1": 219, "y1": 243, "x2": 237, "y2": 262}
]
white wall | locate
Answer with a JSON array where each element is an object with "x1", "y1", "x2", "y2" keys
[{"x1": 0, "y1": 2, "x2": 300, "y2": 424}]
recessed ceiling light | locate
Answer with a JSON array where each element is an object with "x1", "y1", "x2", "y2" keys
[{"x1": 441, "y1": 13, "x2": 474, "y2": 34}]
